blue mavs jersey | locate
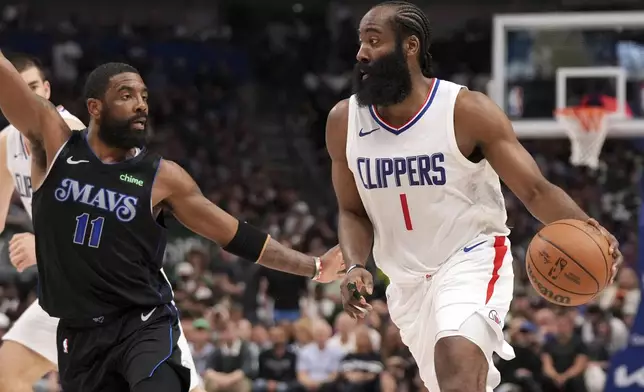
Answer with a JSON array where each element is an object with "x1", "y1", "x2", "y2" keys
[{"x1": 32, "y1": 130, "x2": 171, "y2": 319}]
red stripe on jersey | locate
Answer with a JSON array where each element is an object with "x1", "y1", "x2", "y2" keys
[{"x1": 485, "y1": 236, "x2": 507, "y2": 304}]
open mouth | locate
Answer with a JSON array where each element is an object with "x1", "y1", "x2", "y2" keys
[{"x1": 132, "y1": 118, "x2": 147, "y2": 130}]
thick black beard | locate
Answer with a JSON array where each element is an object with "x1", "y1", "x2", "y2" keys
[
  {"x1": 97, "y1": 109, "x2": 148, "y2": 150},
  {"x1": 352, "y1": 42, "x2": 413, "y2": 107}
]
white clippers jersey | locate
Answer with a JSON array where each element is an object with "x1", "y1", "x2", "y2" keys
[
  {"x1": 4, "y1": 106, "x2": 83, "y2": 217},
  {"x1": 346, "y1": 79, "x2": 510, "y2": 283}
]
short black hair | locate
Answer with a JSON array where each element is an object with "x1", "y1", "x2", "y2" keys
[
  {"x1": 83, "y1": 62, "x2": 139, "y2": 101},
  {"x1": 6, "y1": 53, "x2": 46, "y2": 79},
  {"x1": 377, "y1": 1, "x2": 434, "y2": 77}
]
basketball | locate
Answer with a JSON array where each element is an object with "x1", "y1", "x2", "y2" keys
[{"x1": 526, "y1": 219, "x2": 612, "y2": 306}]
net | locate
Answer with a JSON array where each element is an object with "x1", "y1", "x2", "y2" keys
[{"x1": 554, "y1": 107, "x2": 612, "y2": 169}]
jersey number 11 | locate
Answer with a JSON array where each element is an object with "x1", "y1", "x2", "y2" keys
[{"x1": 73, "y1": 213, "x2": 105, "y2": 248}]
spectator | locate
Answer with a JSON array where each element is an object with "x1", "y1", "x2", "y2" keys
[
  {"x1": 328, "y1": 312, "x2": 357, "y2": 353},
  {"x1": 381, "y1": 323, "x2": 417, "y2": 392},
  {"x1": 580, "y1": 304, "x2": 628, "y2": 355},
  {"x1": 261, "y1": 266, "x2": 308, "y2": 324},
  {"x1": 291, "y1": 318, "x2": 314, "y2": 353},
  {"x1": 541, "y1": 311, "x2": 589, "y2": 392},
  {"x1": 296, "y1": 320, "x2": 344, "y2": 391},
  {"x1": 250, "y1": 325, "x2": 272, "y2": 351},
  {"x1": 191, "y1": 318, "x2": 216, "y2": 376},
  {"x1": 597, "y1": 267, "x2": 641, "y2": 326},
  {"x1": 336, "y1": 326, "x2": 396, "y2": 392},
  {"x1": 583, "y1": 318, "x2": 611, "y2": 392},
  {"x1": 253, "y1": 326, "x2": 300, "y2": 392},
  {"x1": 204, "y1": 321, "x2": 256, "y2": 392},
  {"x1": 497, "y1": 321, "x2": 543, "y2": 392}
]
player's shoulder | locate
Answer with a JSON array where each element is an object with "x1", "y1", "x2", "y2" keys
[
  {"x1": 326, "y1": 99, "x2": 351, "y2": 159},
  {"x1": 328, "y1": 98, "x2": 351, "y2": 123},
  {"x1": 157, "y1": 159, "x2": 183, "y2": 178},
  {"x1": 155, "y1": 159, "x2": 193, "y2": 191},
  {"x1": 454, "y1": 89, "x2": 513, "y2": 141}
]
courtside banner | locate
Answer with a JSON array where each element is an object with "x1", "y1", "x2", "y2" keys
[{"x1": 604, "y1": 176, "x2": 644, "y2": 391}]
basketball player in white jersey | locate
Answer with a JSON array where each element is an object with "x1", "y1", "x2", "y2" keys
[
  {"x1": 0, "y1": 55, "x2": 205, "y2": 392},
  {"x1": 327, "y1": 2, "x2": 622, "y2": 392}
]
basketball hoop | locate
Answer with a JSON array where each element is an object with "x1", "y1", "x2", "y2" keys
[{"x1": 554, "y1": 107, "x2": 612, "y2": 169}]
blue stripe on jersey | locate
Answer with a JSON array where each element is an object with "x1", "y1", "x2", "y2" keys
[{"x1": 368, "y1": 79, "x2": 441, "y2": 135}]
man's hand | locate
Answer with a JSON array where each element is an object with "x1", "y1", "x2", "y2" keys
[
  {"x1": 587, "y1": 218, "x2": 623, "y2": 283},
  {"x1": 554, "y1": 373, "x2": 567, "y2": 387},
  {"x1": 314, "y1": 245, "x2": 346, "y2": 283},
  {"x1": 341, "y1": 266, "x2": 373, "y2": 318},
  {"x1": 9, "y1": 232, "x2": 36, "y2": 272}
]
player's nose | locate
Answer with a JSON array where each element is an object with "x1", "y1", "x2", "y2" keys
[
  {"x1": 356, "y1": 45, "x2": 370, "y2": 63},
  {"x1": 134, "y1": 98, "x2": 148, "y2": 113}
]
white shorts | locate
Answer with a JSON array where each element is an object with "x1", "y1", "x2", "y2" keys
[
  {"x1": 386, "y1": 235, "x2": 516, "y2": 392},
  {"x1": 3, "y1": 300, "x2": 202, "y2": 390}
]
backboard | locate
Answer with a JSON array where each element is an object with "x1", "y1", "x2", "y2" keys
[{"x1": 490, "y1": 11, "x2": 644, "y2": 138}]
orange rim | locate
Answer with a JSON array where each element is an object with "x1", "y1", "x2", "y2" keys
[{"x1": 554, "y1": 107, "x2": 609, "y2": 132}]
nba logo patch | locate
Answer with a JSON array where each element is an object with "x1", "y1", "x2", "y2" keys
[{"x1": 63, "y1": 338, "x2": 69, "y2": 354}]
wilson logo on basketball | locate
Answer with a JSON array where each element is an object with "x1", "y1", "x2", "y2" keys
[{"x1": 527, "y1": 263, "x2": 571, "y2": 305}]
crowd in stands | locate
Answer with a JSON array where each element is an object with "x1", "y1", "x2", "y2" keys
[{"x1": 0, "y1": 2, "x2": 641, "y2": 392}]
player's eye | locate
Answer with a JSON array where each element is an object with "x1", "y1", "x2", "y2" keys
[
  {"x1": 121, "y1": 94, "x2": 131, "y2": 100},
  {"x1": 369, "y1": 38, "x2": 379, "y2": 46}
]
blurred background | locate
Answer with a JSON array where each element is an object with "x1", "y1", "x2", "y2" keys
[{"x1": 0, "y1": 0, "x2": 642, "y2": 391}]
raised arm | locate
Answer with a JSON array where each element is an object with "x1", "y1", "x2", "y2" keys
[
  {"x1": 0, "y1": 51, "x2": 71, "y2": 166},
  {"x1": 153, "y1": 159, "x2": 344, "y2": 282}
]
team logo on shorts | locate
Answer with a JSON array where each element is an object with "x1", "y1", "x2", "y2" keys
[
  {"x1": 63, "y1": 338, "x2": 69, "y2": 354},
  {"x1": 488, "y1": 310, "x2": 501, "y2": 325}
]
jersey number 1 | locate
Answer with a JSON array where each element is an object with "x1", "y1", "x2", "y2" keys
[
  {"x1": 74, "y1": 213, "x2": 105, "y2": 248},
  {"x1": 399, "y1": 194, "x2": 413, "y2": 231}
]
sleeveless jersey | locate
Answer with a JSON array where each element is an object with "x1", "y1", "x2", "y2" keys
[
  {"x1": 346, "y1": 79, "x2": 510, "y2": 284},
  {"x1": 4, "y1": 106, "x2": 82, "y2": 217},
  {"x1": 32, "y1": 130, "x2": 172, "y2": 319}
]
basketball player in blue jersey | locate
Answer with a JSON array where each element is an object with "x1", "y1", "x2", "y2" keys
[
  {"x1": 0, "y1": 54, "x2": 207, "y2": 392},
  {"x1": 327, "y1": 2, "x2": 622, "y2": 392},
  {"x1": 0, "y1": 55, "x2": 345, "y2": 391}
]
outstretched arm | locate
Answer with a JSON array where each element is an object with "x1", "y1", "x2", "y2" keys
[
  {"x1": 455, "y1": 90, "x2": 589, "y2": 223},
  {"x1": 154, "y1": 160, "x2": 343, "y2": 281},
  {"x1": 0, "y1": 51, "x2": 71, "y2": 166}
]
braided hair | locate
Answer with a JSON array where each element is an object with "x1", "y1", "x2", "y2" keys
[{"x1": 377, "y1": 1, "x2": 434, "y2": 77}]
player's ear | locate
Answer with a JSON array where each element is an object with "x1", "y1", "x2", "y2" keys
[
  {"x1": 406, "y1": 35, "x2": 420, "y2": 57},
  {"x1": 87, "y1": 98, "x2": 102, "y2": 119},
  {"x1": 43, "y1": 80, "x2": 51, "y2": 100}
]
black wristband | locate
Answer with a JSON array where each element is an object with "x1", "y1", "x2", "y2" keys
[
  {"x1": 346, "y1": 264, "x2": 366, "y2": 275},
  {"x1": 222, "y1": 221, "x2": 269, "y2": 262}
]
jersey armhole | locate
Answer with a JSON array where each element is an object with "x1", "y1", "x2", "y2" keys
[
  {"x1": 444, "y1": 85, "x2": 484, "y2": 170},
  {"x1": 148, "y1": 156, "x2": 166, "y2": 230},
  {"x1": 345, "y1": 96, "x2": 358, "y2": 166}
]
